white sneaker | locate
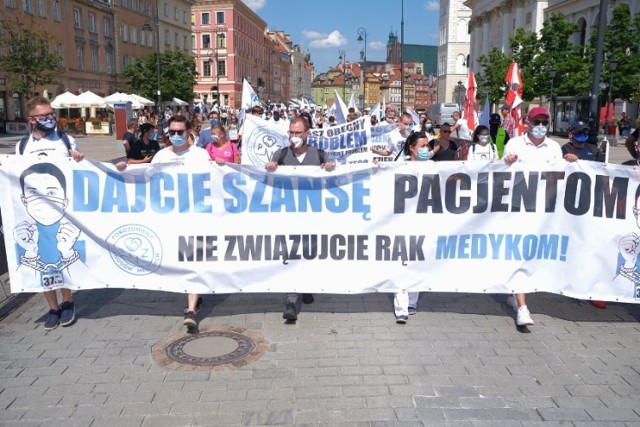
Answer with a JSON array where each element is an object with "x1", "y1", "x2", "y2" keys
[
  {"x1": 516, "y1": 306, "x2": 534, "y2": 326},
  {"x1": 506, "y1": 295, "x2": 518, "y2": 311}
]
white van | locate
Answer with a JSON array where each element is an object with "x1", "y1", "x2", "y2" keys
[{"x1": 429, "y1": 103, "x2": 460, "y2": 127}]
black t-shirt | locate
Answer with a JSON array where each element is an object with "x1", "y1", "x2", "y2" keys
[
  {"x1": 127, "y1": 138, "x2": 161, "y2": 160},
  {"x1": 429, "y1": 139, "x2": 458, "y2": 161},
  {"x1": 122, "y1": 131, "x2": 136, "y2": 148}
]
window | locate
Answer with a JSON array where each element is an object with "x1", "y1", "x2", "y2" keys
[
  {"x1": 73, "y1": 7, "x2": 81, "y2": 28},
  {"x1": 174, "y1": 32, "x2": 178, "y2": 47},
  {"x1": 202, "y1": 12, "x2": 209, "y2": 25},
  {"x1": 37, "y1": 0, "x2": 46, "y2": 17},
  {"x1": 91, "y1": 47, "x2": 99, "y2": 71},
  {"x1": 23, "y1": 0, "x2": 32, "y2": 13},
  {"x1": 183, "y1": 35, "x2": 188, "y2": 50},
  {"x1": 216, "y1": 33, "x2": 225, "y2": 49},
  {"x1": 129, "y1": 0, "x2": 134, "y2": 11},
  {"x1": 183, "y1": 10, "x2": 187, "y2": 24},
  {"x1": 130, "y1": 27, "x2": 137, "y2": 44},
  {"x1": 216, "y1": 11, "x2": 224, "y2": 24},
  {"x1": 106, "y1": 51, "x2": 113, "y2": 73},
  {"x1": 203, "y1": 60, "x2": 211, "y2": 77},
  {"x1": 202, "y1": 34, "x2": 210, "y2": 48},
  {"x1": 140, "y1": 29, "x2": 145, "y2": 46},
  {"x1": 191, "y1": 12, "x2": 195, "y2": 25},
  {"x1": 191, "y1": 35, "x2": 195, "y2": 49},
  {"x1": 5, "y1": 0, "x2": 17, "y2": 9},
  {"x1": 163, "y1": 2, "x2": 168, "y2": 17},
  {"x1": 137, "y1": 0, "x2": 142, "y2": 12},
  {"x1": 173, "y1": 6, "x2": 178, "y2": 20},
  {"x1": 104, "y1": 17, "x2": 112, "y2": 37},
  {"x1": 121, "y1": 23, "x2": 128, "y2": 42},
  {"x1": 119, "y1": 0, "x2": 125, "y2": 6},
  {"x1": 55, "y1": 43, "x2": 63, "y2": 66},
  {"x1": 122, "y1": 54, "x2": 128, "y2": 71},
  {"x1": 76, "y1": 45, "x2": 84, "y2": 70},
  {"x1": 88, "y1": 13, "x2": 96, "y2": 33},
  {"x1": 164, "y1": 29, "x2": 169, "y2": 46},
  {"x1": 147, "y1": 34, "x2": 152, "y2": 48},
  {"x1": 217, "y1": 59, "x2": 225, "y2": 77}
]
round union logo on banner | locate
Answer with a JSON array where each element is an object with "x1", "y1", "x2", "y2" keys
[{"x1": 107, "y1": 224, "x2": 162, "y2": 275}]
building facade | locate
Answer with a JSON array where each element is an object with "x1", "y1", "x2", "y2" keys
[{"x1": 437, "y1": 0, "x2": 471, "y2": 104}]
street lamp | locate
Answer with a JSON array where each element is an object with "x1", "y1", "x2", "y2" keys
[
  {"x1": 357, "y1": 27, "x2": 368, "y2": 110},
  {"x1": 338, "y1": 50, "x2": 346, "y2": 100},
  {"x1": 212, "y1": 26, "x2": 227, "y2": 110},
  {"x1": 605, "y1": 59, "x2": 618, "y2": 135},
  {"x1": 549, "y1": 67, "x2": 556, "y2": 132},
  {"x1": 456, "y1": 81, "x2": 465, "y2": 110},
  {"x1": 141, "y1": 0, "x2": 161, "y2": 122}
]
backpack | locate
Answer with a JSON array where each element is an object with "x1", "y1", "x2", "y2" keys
[
  {"x1": 277, "y1": 147, "x2": 325, "y2": 165},
  {"x1": 19, "y1": 131, "x2": 72, "y2": 155}
]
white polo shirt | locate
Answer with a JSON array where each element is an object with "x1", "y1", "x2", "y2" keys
[{"x1": 502, "y1": 134, "x2": 562, "y2": 162}]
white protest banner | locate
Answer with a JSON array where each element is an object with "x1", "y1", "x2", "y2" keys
[
  {"x1": 240, "y1": 114, "x2": 288, "y2": 166},
  {"x1": 308, "y1": 116, "x2": 371, "y2": 165},
  {"x1": 2, "y1": 155, "x2": 640, "y2": 303},
  {"x1": 370, "y1": 123, "x2": 400, "y2": 163}
]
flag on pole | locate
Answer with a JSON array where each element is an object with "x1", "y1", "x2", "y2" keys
[
  {"x1": 504, "y1": 63, "x2": 524, "y2": 136},
  {"x1": 333, "y1": 90, "x2": 349, "y2": 124},
  {"x1": 347, "y1": 92, "x2": 360, "y2": 115},
  {"x1": 479, "y1": 92, "x2": 490, "y2": 128},
  {"x1": 464, "y1": 71, "x2": 478, "y2": 131},
  {"x1": 369, "y1": 101, "x2": 381, "y2": 120},
  {"x1": 241, "y1": 78, "x2": 261, "y2": 111}
]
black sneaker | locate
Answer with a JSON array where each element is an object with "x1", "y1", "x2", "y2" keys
[
  {"x1": 282, "y1": 302, "x2": 297, "y2": 321},
  {"x1": 183, "y1": 297, "x2": 203, "y2": 314},
  {"x1": 44, "y1": 309, "x2": 61, "y2": 331},
  {"x1": 183, "y1": 311, "x2": 198, "y2": 328},
  {"x1": 60, "y1": 301, "x2": 76, "y2": 327},
  {"x1": 302, "y1": 293, "x2": 314, "y2": 304}
]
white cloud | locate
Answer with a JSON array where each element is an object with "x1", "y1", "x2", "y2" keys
[
  {"x1": 369, "y1": 41, "x2": 386, "y2": 51},
  {"x1": 302, "y1": 30, "x2": 347, "y2": 48},
  {"x1": 242, "y1": 0, "x2": 266, "y2": 10},
  {"x1": 424, "y1": 1, "x2": 439, "y2": 11}
]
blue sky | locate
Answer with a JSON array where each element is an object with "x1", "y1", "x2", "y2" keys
[{"x1": 241, "y1": 0, "x2": 440, "y2": 74}]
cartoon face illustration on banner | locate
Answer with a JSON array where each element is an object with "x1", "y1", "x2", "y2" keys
[
  {"x1": 13, "y1": 162, "x2": 85, "y2": 290},
  {"x1": 613, "y1": 183, "x2": 640, "y2": 299}
]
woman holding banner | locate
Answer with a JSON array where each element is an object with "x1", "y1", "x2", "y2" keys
[{"x1": 393, "y1": 131, "x2": 439, "y2": 323}]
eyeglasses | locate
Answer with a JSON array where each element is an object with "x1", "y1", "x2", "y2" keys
[
  {"x1": 573, "y1": 131, "x2": 588, "y2": 136},
  {"x1": 288, "y1": 130, "x2": 305, "y2": 136},
  {"x1": 31, "y1": 113, "x2": 55, "y2": 120},
  {"x1": 532, "y1": 120, "x2": 549, "y2": 126},
  {"x1": 168, "y1": 130, "x2": 186, "y2": 136},
  {"x1": 441, "y1": 130, "x2": 451, "y2": 134}
]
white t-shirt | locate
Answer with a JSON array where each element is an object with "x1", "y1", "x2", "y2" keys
[
  {"x1": 467, "y1": 143, "x2": 498, "y2": 161},
  {"x1": 151, "y1": 145, "x2": 211, "y2": 167},
  {"x1": 502, "y1": 134, "x2": 562, "y2": 162},
  {"x1": 385, "y1": 128, "x2": 410, "y2": 159},
  {"x1": 17, "y1": 131, "x2": 79, "y2": 158},
  {"x1": 454, "y1": 118, "x2": 471, "y2": 140}
]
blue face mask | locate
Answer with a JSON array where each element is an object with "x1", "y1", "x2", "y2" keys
[
  {"x1": 169, "y1": 134, "x2": 187, "y2": 147},
  {"x1": 417, "y1": 147, "x2": 432, "y2": 161},
  {"x1": 210, "y1": 119, "x2": 219, "y2": 127},
  {"x1": 425, "y1": 124, "x2": 433, "y2": 129},
  {"x1": 573, "y1": 133, "x2": 589, "y2": 143},
  {"x1": 150, "y1": 132, "x2": 157, "y2": 141},
  {"x1": 35, "y1": 116, "x2": 57, "y2": 134}
]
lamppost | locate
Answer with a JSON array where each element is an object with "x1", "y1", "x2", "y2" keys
[
  {"x1": 141, "y1": 0, "x2": 161, "y2": 121},
  {"x1": 400, "y1": 0, "x2": 404, "y2": 113},
  {"x1": 549, "y1": 67, "x2": 556, "y2": 133},
  {"x1": 605, "y1": 59, "x2": 618, "y2": 136},
  {"x1": 212, "y1": 26, "x2": 227, "y2": 110},
  {"x1": 456, "y1": 81, "x2": 465, "y2": 110},
  {"x1": 338, "y1": 50, "x2": 346, "y2": 99},
  {"x1": 357, "y1": 27, "x2": 368, "y2": 110}
]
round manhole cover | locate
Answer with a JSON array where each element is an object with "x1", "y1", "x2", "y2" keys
[{"x1": 152, "y1": 326, "x2": 268, "y2": 371}]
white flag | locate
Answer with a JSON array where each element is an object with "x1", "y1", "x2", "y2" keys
[
  {"x1": 333, "y1": 90, "x2": 349, "y2": 124},
  {"x1": 241, "y1": 78, "x2": 261, "y2": 111}
]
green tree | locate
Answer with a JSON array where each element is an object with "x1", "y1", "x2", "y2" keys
[
  {"x1": 601, "y1": 4, "x2": 640, "y2": 102},
  {"x1": 530, "y1": 13, "x2": 591, "y2": 99},
  {"x1": 509, "y1": 28, "x2": 539, "y2": 101},
  {"x1": 123, "y1": 49, "x2": 197, "y2": 104},
  {"x1": 475, "y1": 48, "x2": 512, "y2": 105},
  {"x1": 0, "y1": 15, "x2": 62, "y2": 99}
]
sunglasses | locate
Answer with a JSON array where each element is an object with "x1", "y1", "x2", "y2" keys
[
  {"x1": 441, "y1": 130, "x2": 451, "y2": 134},
  {"x1": 532, "y1": 120, "x2": 549, "y2": 126},
  {"x1": 168, "y1": 130, "x2": 186, "y2": 136},
  {"x1": 31, "y1": 113, "x2": 55, "y2": 120}
]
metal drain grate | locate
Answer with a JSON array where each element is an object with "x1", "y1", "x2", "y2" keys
[{"x1": 151, "y1": 326, "x2": 268, "y2": 371}]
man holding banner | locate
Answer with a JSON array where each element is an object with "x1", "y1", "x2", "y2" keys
[
  {"x1": 502, "y1": 106, "x2": 562, "y2": 327},
  {"x1": 371, "y1": 112, "x2": 413, "y2": 161},
  {"x1": 265, "y1": 116, "x2": 336, "y2": 321}
]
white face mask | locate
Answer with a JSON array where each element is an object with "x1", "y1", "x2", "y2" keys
[
  {"x1": 289, "y1": 136, "x2": 304, "y2": 149},
  {"x1": 530, "y1": 125, "x2": 548, "y2": 139},
  {"x1": 478, "y1": 135, "x2": 489, "y2": 144}
]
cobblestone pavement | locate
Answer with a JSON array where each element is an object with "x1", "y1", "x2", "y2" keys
[{"x1": 1, "y1": 133, "x2": 640, "y2": 426}]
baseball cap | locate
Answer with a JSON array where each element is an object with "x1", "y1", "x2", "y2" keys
[
  {"x1": 489, "y1": 113, "x2": 501, "y2": 124},
  {"x1": 569, "y1": 121, "x2": 589, "y2": 132},
  {"x1": 527, "y1": 107, "x2": 550, "y2": 119},
  {"x1": 500, "y1": 104, "x2": 510, "y2": 111},
  {"x1": 139, "y1": 123, "x2": 155, "y2": 134}
]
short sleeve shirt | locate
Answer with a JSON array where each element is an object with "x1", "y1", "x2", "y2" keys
[{"x1": 17, "y1": 131, "x2": 79, "y2": 158}]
